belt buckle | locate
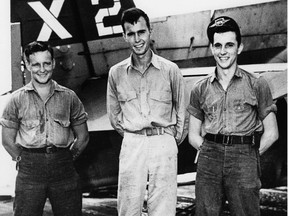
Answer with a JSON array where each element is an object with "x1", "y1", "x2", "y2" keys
[
  {"x1": 159, "y1": 127, "x2": 164, "y2": 135},
  {"x1": 146, "y1": 128, "x2": 153, "y2": 136},
  {"x1": 222, "y1": 135, "x2": 231, "y2": 145},
  {"x1": 46, "y1": 146, "x2": 54, "y2": 154}
]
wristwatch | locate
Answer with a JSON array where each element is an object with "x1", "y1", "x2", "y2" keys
[{"x1": 12, "y1": 155, "x2": 21, "y2": 162}]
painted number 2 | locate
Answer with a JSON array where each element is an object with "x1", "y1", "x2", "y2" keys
[{"x1": 91, "y1": 0, "x2": 122, "y2": 36}]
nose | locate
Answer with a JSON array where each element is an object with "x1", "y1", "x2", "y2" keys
[
  {"x1": 40, "y1": 64, "x2": 45, "y2": 72},
  {"x1": 40, "y1": 65, "x2": 45, "y2": 72},
  {"x1": 220, "y1": 46, "x2": 227, "y2": 54},
  {"x1": 134, "y1": 33, "x2": 140, "y2": 42}
]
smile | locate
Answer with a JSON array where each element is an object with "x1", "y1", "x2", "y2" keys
[
  {"x1": 134, "y1": 43, "x2": 144, "y2": 49},
  {"x1": 37, "y1": 73, "x2": 48, "y2": 77}
]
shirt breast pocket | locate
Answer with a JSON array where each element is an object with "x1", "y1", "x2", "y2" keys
[
  {"x1": 149, "y1": 91, "x2": 172, "y2": 116},
  {"x1": 22, "y1": 119, "x2": 40, "y2": 128},
  {"x1": 118, "y1": 91, "x2": 138, "y2": 115},
  {"x1": 150, "y1": 91, "x2": 172, "y2": 104},
  {"x1": 233, "y1": 96, "x2": 257, "y2": 113},
  {"x1": 53, "y1": 119, "x2": 72, "y2": 143},
  {"x1": 20, "y1": 120, "x2": 41, "y2": 144},
  {"x1": 21, "y1": 120, "x2": 40, "y2": 134},
  {"x1": 118, "y1": 91, "x2": 137, "y2": 103}
]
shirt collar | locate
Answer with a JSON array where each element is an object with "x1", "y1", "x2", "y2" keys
[
  {"x1": 125, "y1": 50, "x2": 161, "y2": 73},
  {"x1": 24, "y1": 80, "x2": 63, "y2": 93},
  {"x1": 209, "y1": 66, "x2": 242, "y2": 82}
]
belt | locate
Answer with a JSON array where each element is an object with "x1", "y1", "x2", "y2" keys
[
  {"x1": 22, "y1": 145, "x2": 68, "y2": 154},
  {"x1": 205, "y1": 133, "x2": 254, "y2": 145},
  {"x1": 134, "y1": 127, "x2": 165, "y2": 136}
]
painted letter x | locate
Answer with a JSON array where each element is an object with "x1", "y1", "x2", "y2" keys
[{"x1": 28, "y1": 0, "x2": 72, "y2": 41}]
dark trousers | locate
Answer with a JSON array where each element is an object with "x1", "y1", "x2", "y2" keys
[
  {"x1": 14, "y1": 149, "x2": 82, "y2": 216},
  {"x1": 195, "y1": 139, "x2": 261, "y2": 216}
]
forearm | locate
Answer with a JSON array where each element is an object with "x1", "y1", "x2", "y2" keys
[
  {"x1": 70, "y1": 123, "x2": 90, "y2": 159},
  {"x1": 189, "y1": 133, "x2": 204, "y2": 150},
  {"x1": 188, "y1": 115, "x2": 203, "y2": 150},
  {"x1": 70, "y1": 135, "x2": 89, "y2": 159},
  {"x1": 1, "y1": 127, "x2": 21, "y2": 160},
  {"x1": 259, "y1": 132, "x2": 278, "y2": 155},
  {"x1": 259, "y1": 112, "x2": 279, "y2": 155},
  {"x1": 2, "y1": 142, "x2": 22, "y2": 160}
]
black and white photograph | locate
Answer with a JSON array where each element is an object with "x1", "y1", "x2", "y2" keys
[{"x1": 0, "y1": 0, "x2": 286, "y2": 215}]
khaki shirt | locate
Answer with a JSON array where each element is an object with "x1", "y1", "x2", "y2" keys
[
  {"x1": 187, "y1": 67, "x2": 276, "y2": 135},
  {"x1": 0, "y1": 80, "x2": 87, "y2": 148},
  {"x1": 107, "y1": 52, "x2": 187, "y2": 143}
]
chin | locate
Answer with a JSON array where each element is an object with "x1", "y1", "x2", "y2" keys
[
  {"x1": 220, "y1": 65, "x2": 230, "y2": 69},
  {"x1": 134, "y1": 47, "x2": 149, "y2": 55},
  {"x1": 133, "y1": 49, "x2": 144, "y2": 55},
  {"x1": 218, "y1": 62, "x2": 231, "y2": 69},
  {"x1": 36, "y1": 78, "x2": 51, "y2": 85}
]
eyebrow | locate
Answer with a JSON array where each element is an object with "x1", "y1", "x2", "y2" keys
[
  {"x1": 126, "y1": 28, "x2": 147, "y2": 35},
  {"x1": 214, "y1": 41, "x2": 236, "y2": 45}
]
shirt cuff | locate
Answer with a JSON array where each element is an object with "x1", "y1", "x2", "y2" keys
[
  {"x1": 0, "y1": 118, "x2": 19, "y2": 129},
  {"x1": 71, "y1": 113, "x2": 88, "y2": 126},
  {"x1": 187, "y1": 105, "x2": 204, "y2": 121},
  {"x1": 260, "y1": 103, "x2": 277, "y2": 121}
]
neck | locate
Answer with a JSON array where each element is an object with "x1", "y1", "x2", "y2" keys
[
  {"x1": 216, "y1": 64, "x2": 238, "y2": 91},
  {"x1": 132, "y1": 49, "x2": 152, "y2": 72},
  {"x1": 217, "y1": 64, "x2": 237, "y2": 82},
  {"x1": 32, "y1": 80, "x2": 52, "y2": 101},
  {"x1": 33, "y1": 79, "x2": 52, "y2": 91}
]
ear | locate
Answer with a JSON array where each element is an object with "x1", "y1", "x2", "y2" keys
[
  {"x1": 52, "y1": 58, "x2": 56, "y2": 69},
  {"x1": 24, "y1": 57, "x2": 31, "y2": 72},
  {"x1": 122, "y1": 32, "x2": 127, "y2": 42},
  {"x1": 149, "y1": 28, "x2": 152, "y2": 39},
  {"x1": 209, "y1": 44, "x2": 214, "y2": 54},
  {"x1": 238, "y1": 43, "x2": 244, "y2": 55}
]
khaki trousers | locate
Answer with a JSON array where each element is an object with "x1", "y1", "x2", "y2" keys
[{"x1": 117, "y1": 132, "x2": 178, "y2": 216}]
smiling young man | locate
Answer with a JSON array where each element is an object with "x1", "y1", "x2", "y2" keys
[
  {"x1": 0, "y1": 41, "x2": 89, "y2": 216},
  {"x1": 187, "y1": 16, "x2": 279, "y2": 215},
  {"x1": 107, "y1": 7, "x2": 187, "y2": 216}
]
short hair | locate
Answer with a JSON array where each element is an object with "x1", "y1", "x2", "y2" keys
[
  {"x1": 121, "y1": 7, "x2": 150, "y2": 33},
  {"x1": 207, "y1": 16, "x2": 241, "y2": 46},
  {"x1": 24, "y1": 41, "x2": 54, "y2": 62}
]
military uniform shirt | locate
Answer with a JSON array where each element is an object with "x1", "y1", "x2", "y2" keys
[
  {"x1": 107, "y1": 51, "x2": 187, "y2": 143},
  {"x1": 187, "y1": 67, "x2": 276, "y2": 135},
  {"x1": 0, "y1": 80, "x2": 87, "y2": 148}
]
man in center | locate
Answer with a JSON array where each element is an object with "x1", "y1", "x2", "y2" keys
[{"x1": 107, "y1": 7, "x2": 187, "y2": 216}]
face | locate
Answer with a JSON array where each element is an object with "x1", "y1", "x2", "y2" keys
[
  {"x1": 123, "y1": 16, "x2": 151, "y2": 57},
  {"x1": 210, "y1": 31, "x2": 243, "y2": 70},
  {"x1": 26, "y1": 50, "x2": 55, "y2": 85}
]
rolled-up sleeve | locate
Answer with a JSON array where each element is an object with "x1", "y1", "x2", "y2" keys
[
  {"x1": 0, "y1": 95, "x2": 20, "y2": 129},
  {"x1": 70, "y1": 92, "x2": 88, "y2": 126},
  {"x1": 187, "y1": 83, "x2": 204, "y2": 122},
  {"x1": 255, "y1": 76, "x2": 277, "y2": 121}
]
